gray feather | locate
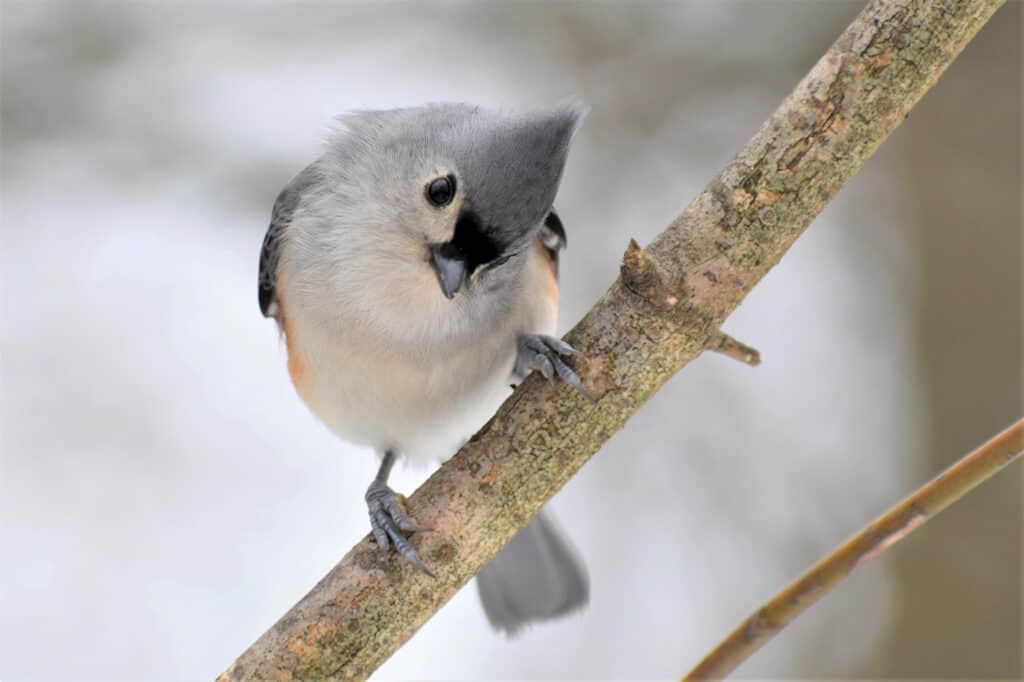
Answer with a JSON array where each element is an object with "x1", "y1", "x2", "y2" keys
[
  {"x1": 538, "y1": 209, "x2": 567, "y2": 277},
  {"x1": 258, "y1": 164, "x2": 320, "y2": 318},
  {"x1": 325, "y1": 102, "x2": 584, "y2": 253},
  {"x1": 476, "y1": 509, "x2": 588, "y2": 635}
]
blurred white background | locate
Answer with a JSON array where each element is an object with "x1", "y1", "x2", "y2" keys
[{"x1": 1, "y1": 2, "x2": 1020, "y2": 679}]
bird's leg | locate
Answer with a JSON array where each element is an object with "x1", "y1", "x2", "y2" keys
[
  {"x1": 365, "y1": 450, "x2": 433, "y2": 576},
  {"x1": 515, "y1": 334, "x2": 591, "y2": 400}
]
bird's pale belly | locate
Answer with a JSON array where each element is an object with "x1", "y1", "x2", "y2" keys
[{"x1": 292, "y1": 327, "x2": 517, "y2": 465}]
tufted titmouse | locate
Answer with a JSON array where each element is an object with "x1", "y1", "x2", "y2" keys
[{"x1": 258, "y1": 103, "x2": 588, "y2": 633}]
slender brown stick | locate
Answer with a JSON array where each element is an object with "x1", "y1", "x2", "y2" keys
[
  {"x1": 707, "y1": 332, "x2": 761, "y2": 366},
  {"x1": 219, "y1": 2, "x2": 1005, "y2": 679},
  {"x1": 684, "y1": 419, "x2": 1024, "y2": 681}
]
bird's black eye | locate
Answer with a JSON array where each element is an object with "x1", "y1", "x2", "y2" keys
[{"x1": 426, "y1": 174, "x2": 456, "y2": 207}]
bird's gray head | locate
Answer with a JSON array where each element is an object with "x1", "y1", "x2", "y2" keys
[{"x1": 312, "y1": 103, "x2": 583, "y2": 301}]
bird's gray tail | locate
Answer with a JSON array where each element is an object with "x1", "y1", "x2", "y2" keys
[{"x1": 475, "y1": 509, "x2": 588, "y2": 635}]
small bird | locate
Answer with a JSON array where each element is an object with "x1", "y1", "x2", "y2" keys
[{"x1": 258, "y1": 102, "x2": 588, "y2": 633}]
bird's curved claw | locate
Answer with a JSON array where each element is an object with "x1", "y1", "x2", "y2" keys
[
  {"x1": 516, "y1": 333, "x2": 593, "y2": 401},
  {"x1": 365, "y1": 479, "x2": 434, "y2": 576}
]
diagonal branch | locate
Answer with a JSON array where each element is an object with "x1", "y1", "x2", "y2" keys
[
  {"x1": 218, "y1": 1, "x2": 1005, "y2": 679},
  {"x1": 684, "y1": 418, "x2": 1024, "y2": 680}
]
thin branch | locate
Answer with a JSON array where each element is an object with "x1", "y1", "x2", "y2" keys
[
  {"x1": 707, "y1": 332, "x2": 761, "y2": 366},
  {"x1": 218, "y1": 1, "x2": 1005, "y2": 679},
  {"x1": 684, "y1": 419, "x2": 1024, "y2": 680}
]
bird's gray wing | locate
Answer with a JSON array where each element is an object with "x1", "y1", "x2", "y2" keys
[
  {"x1": 537, "y1": 209, "x2": 567, "y2": 278},
  {"x1": 476, "y1": 509, "x2": 589, "y2": 635},
  {"x1": 258, "y1": 164, "x2": 319, "y2": 318}
]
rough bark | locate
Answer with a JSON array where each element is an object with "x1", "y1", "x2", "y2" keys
[{"x1": 218, "y1": 1, "x2": 1005, "y2": 679}]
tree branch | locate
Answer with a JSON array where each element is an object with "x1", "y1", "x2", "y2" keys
[
  {"x1": 218, "y1": 1, "x2": 1004, "y2": 679},
  {"x1": 707, "y1": 331, "x2": 761, "y2": 366},
  {"x1": 684, "y1": 418, "x2": 1024, "y2": 680}
]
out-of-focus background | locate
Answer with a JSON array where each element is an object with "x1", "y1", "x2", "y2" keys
[{"x1": 1, "y1": 1, "x2": 1020, "y2": 679}]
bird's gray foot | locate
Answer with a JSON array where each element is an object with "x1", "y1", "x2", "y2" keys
[
  {"x1": 365, "y1": 478, "x2": 433, "y2": 576},
  {"x1": 516, "y1": 333, "x2": 591, "y2": 399}
]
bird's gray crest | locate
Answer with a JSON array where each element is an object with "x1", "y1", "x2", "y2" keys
[
  {"x1": 456, "y1": 102, "x2": 584, "y2": 251},
  {"x1": 325, "y1": 101, "x2": 585, "y2": 249}
]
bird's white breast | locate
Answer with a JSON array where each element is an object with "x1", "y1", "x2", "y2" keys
[{"x1": 279, "y1": 245, "x2": 557, "y2": 465}]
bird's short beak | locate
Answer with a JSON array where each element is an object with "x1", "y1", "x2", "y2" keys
[{"x1": 429, "y1": 244, "x2": 467, "y2": 300}]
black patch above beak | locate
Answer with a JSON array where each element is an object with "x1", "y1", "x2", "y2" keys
[
  {"x1": 429, "y1": 209, "x2": 505, "y2": 300},
  {"x1": 429, "y1": 244, "x2": 467, "y2": 299}
]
